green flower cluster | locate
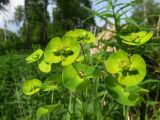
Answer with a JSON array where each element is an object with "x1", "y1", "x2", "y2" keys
[{"x1": 105, "y1": 50, "x2": 148, "y2": 106}]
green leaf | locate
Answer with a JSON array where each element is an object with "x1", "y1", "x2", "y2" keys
[
  {"x1": 26, "y1": 49, "x2": 43, "y2": 63},
  {"x1": 44, "y1": 36, "x2": 80, "y2": 66},
  {"x1": 38, "y1": 60, "x2": 52, "y2": 73},
  {"x1": 42, "y1": 83, "x2": 58, "y2": 92},
  {"x1": 105, "y1": 76, "x2": 141, "y2": 106},
  {"x1": 126, "y1": 85, "x2": 149, "y2": 94},
  {"x1": 118, "y1": 54, "x2": 146, "y2": 86},
  {"x1": 42, "y1": 74, "x2": 61, "y2": 91},
  {"x1": 23, "y1": 79, "x2": 42, "y2": 95},
  {"x1": 62, "y1": 63, "x2": 94, "y2": 91},
  {"x1": 36, "y1": 107, "x2": 49, "y2": 118},
  {"x1": 140, "y1": 79, "x2": 160, "y2": 85},
  {"x1": 45, "y1": 104, "x2": 60, "y2": 112},
  {"x1": 76, "y1": 55, "x2": 84, "y2": 62},
  {"x1": 122, "y1": 18, "x2": 139, "y2": 27},
  {"x1": 105, "y1": 50, "x2": 130, "y2": 74},
  {"x1": 65, "y1": 29, "x2": 95, "y2": 44},
  {"x1": 36, "y1": 104, "x2": 59, "y2": 118},
  {"x1": 120, "y1": 31, "x2": 153, "y2": 45}
]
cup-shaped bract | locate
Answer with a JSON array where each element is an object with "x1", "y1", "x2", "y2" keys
[
  {"x1": 26, "y1": 49, "x2": 43, "y2": 63},
  {"x1": 65, "y1": 29, "x2": 95, "y2": 44},
  {"x1": 105, "y1": 50, "x2": 146, "y2": 86},
  {"x1": 120, "y1": 31, "x2": 153, "y2": 45},
  {"x1": 23, "y1": 79, "x2": 42, "y2": 95},
  {"x1": 38, "y1": 60, "x2": 52, "y2": 73},
  {"x1": 44, "y1": 36, "x2": 80, "y2": 66},
  {"x1": 118, "y1": 54, "x2": 146, "y2": 86},
  {"x1": 105, "y1": 50, "x2": 130, "y2": 74}
]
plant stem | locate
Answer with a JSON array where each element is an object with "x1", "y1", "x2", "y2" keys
[
  {"x1": 80, "y1": 43, "x2": 86, "y2": 61},
  {"x1": 57, "y1": 91, "x2": 72, "y2": 115},
  {"x1": 110, "y1": 1, "x2": 119, "y2": 33},
  {"x1": 73, "y1": 92, "x2": 76, "y2": 119}
]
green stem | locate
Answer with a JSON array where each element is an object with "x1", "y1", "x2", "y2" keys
[
  {"x1": 123, "y1": 106, "x2": 129, "y2": 120},
  {"x1": 80, "y1": 43, "x2": 86, "y2": 61},
  {"x1": 51, "y1": 91, "x2": 54, "y2": 104},
  {"x1": 81, "y1": 92, "x2": 85, "y2": 119},
  {"x1": 73, "y1": 93, "x2": 76, "y2": 119},
  {"x1": 110, "y1": 1, "x2": 119, "y2": 33},
  {"x1": 57, "y1": 91, "x2": 71, "y2": 115}
]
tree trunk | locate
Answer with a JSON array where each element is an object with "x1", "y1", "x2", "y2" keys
[
  {"x1": 143, "y1": 1, "x2": 148, "y2": 25},
  {"x1": 39, "y1": 0, "x2": 48, "y2": 44},
  {"x1": 25, "y1": 0, "x2": 31, "y2": 48}
]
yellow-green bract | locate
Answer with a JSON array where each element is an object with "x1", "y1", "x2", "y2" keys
[
  {"x1": 26, "y1": 49, "x2": 43, "y2": 63},
  {"x1": 65, "y1": 29, "x2": 95, "y2": 44},
  {"x1": 44, "y1": 36, "x2": 80, "y2": 66},
  {"x1": 105, "y1": 50, "x2": 146, "y2": 86},
  {"x1": 23, "y1": 79, "x2": 42, "y2": 95},
  {"x1": 38, "y1": 60, "x2": 52, "y2": 73},
  {"x1": 120, "y1": 31, "x2": 153, "y2": 45}
]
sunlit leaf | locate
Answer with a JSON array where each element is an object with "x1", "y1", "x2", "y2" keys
[
  {"x1": 62, "y1": 63, "x2": 94, "y2": 91},
  {"x1": 42, "y1": 74, "x2": 61, "y2": 91},
  {"x1": 26, "y1": 49, "x2": 43, "y2": 63},
  {"x1": 126, "y1": 85, "x2": 149, "y2": 94},
  {"x1": 36, "y1": 104, "x2": 59, "y2": 118},
  {"x1": 23, "y1": 79, "x2": 42, "y2": 95},
  {"x1": 105, "y1": 76, "x2": 141, "y2": 106},
  {"x1": 76, "y1": 55, "x2": 84, "y2": 62},
  {"x1": 38, "y1": 60, "x2": 51, "y2": 73},
  {"x1": 65, "y1": 29, "x2": 95, "y2": 44},
  {"x1": 36, "y1": 107, "x2": 49, "y2": 118}
]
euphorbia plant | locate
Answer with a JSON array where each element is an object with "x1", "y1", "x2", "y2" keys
[
  {"x1": 105, "y1": 50, "x2": 148, "y2": 106},
  {"x1": 23, "y1": 27, "x2": 152, "y2": 119}
]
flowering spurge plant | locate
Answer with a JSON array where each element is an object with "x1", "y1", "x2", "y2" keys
[
  {"x1": 120, "y1": 31, "x2": 153, "y2": 45},
  {"x1": 23, "y1": 29, "x2": 96, "y2": 117},
  {"x1": 105, "y1": 50, "x2": 148, "y2": 106},
  {"x1": 23, "y1": 29, "x2": 151, "y2": 118}
]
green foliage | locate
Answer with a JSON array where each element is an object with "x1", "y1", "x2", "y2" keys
[
  {"x1": 14, "y1": 5, "x2": 24, "y2": 24},
  {"x1": 105, "y1": 50, "x2": 148, "y2": 106},
  {"x1": 65, "y1": 29, "x2": 96, "y2": 44},
  {"x1": 44, "y1": 36, "x2": 80, "y2": 66},
  {"x1": 0, "y1": 0, "x2": 9, "y2": 10},
  {"x1": 23, "y1": 79, "x2": 42, "y2": 95},
  {"x1": 105, "y1": 75, "x2": 142, "y2": 106},
  {"x1": 120, "y1": 31, "x2": 153, "y2": 45},
  {"x1": 132, "y1": 0, "x2": 160, "y2": 27},
  {"x1": 26, "y1": 49, "x2": 43, "y2": 63},
  {"x1": 105, "y1": 50, "x2": 146, "y2": 86},
  {"x1": 62, "y1": 63, "x2": 94, "y2": 91},
  {"x1": 36, "y1": 104, "x2": 59, "y2": 118},
  {"x1": 53, "y1": 0, "x2": 95, "y2": 36},
  {"x1": 2, "y1": 0, "x2": 160, "y2": 119},
  {"x1": 22, "y1": 24, "x2": 154, "y2": 119},
  {"x1": 38, "y1": 60, "x2": 52, "y2": 73}
]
